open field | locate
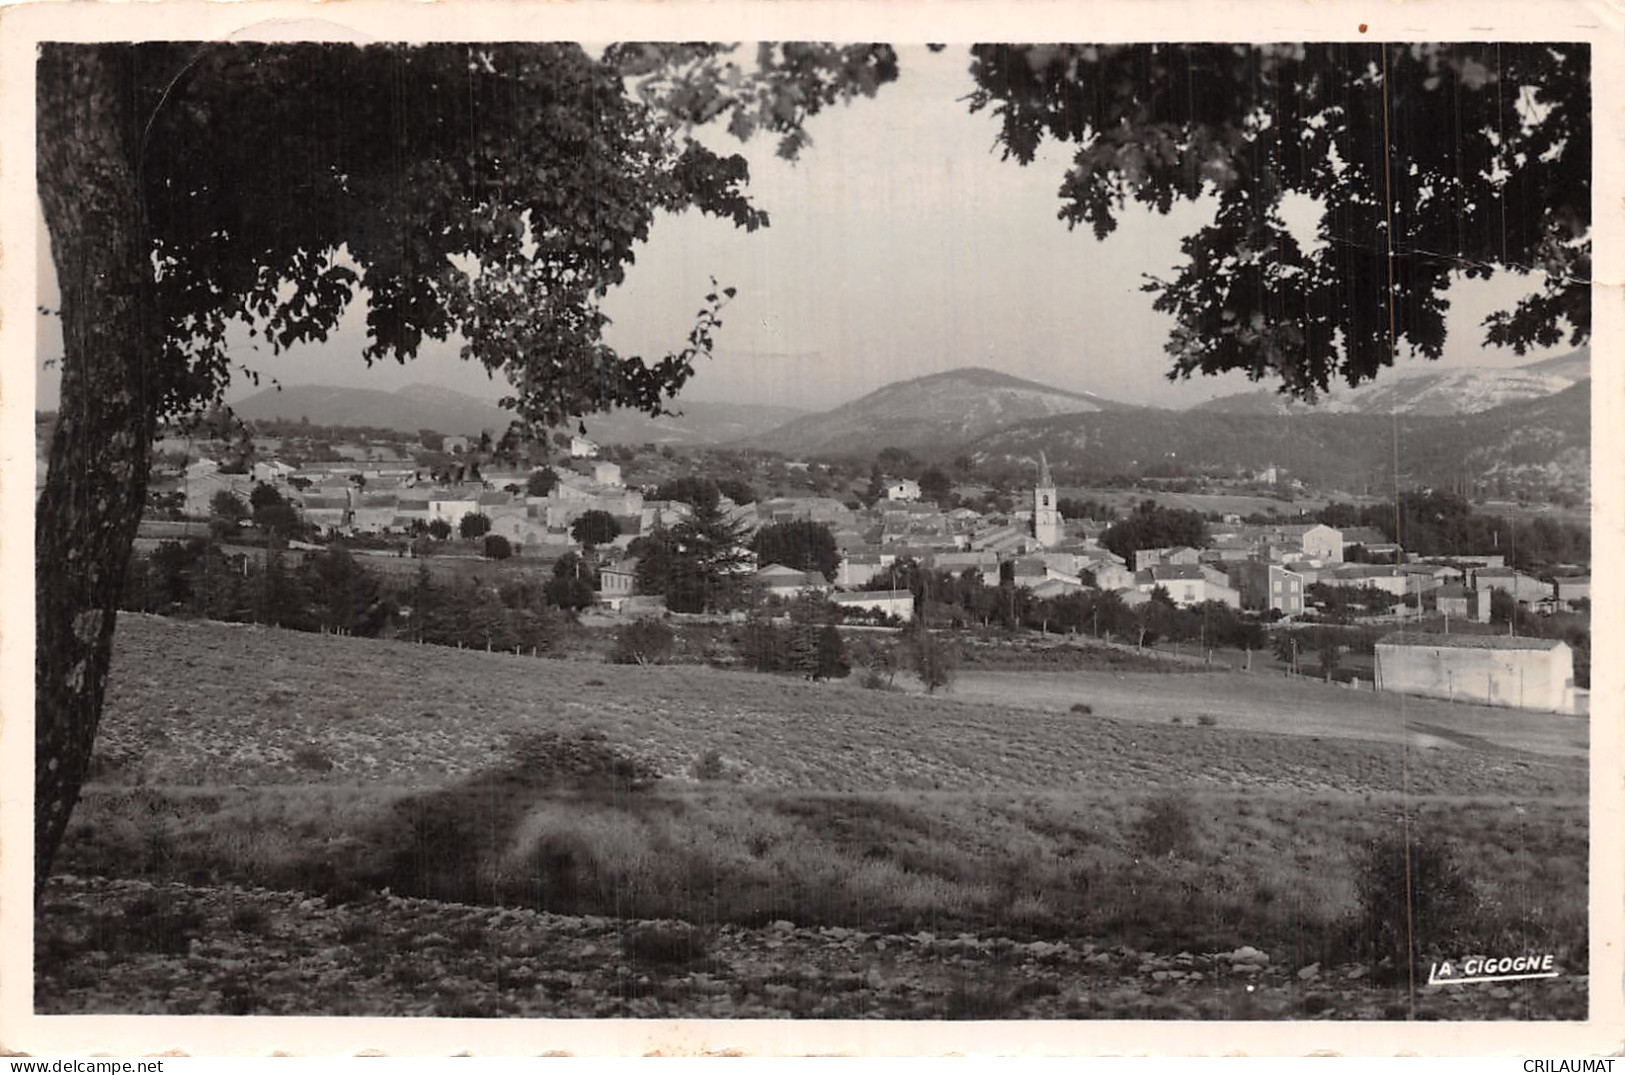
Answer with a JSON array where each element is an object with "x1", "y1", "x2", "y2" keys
[
  {"x1": 37, "y1": 614, "x2": 1589, "y2": 1018},
  {"x1": 948, "y1": 670, "x2": 1589, "y2": 759}
]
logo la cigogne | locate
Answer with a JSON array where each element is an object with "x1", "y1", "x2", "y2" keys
[{"x1": 1428, "y1": 954, "x2": 1560, "y2": 985}]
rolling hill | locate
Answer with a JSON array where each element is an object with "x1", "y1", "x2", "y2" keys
[
  {"x1": 740, "y1": 367, "x2": 1133, "y2": 457},
  {"x1": 229, "y1": 382, "x2": 806, "y2": 445},
  {"x1": 1192, "y1": 347, "x2": 1590, "y2": 417},
  {"x1": 969, "y1": 379, "x2": 1590, "y2": 499},
  {"x1": 230, "y1": 383, "x2": 510, "y2": 434}
]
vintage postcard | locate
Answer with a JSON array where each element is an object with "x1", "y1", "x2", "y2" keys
[{"x1": 2, "y1": 0, "x2": 1621, "y2": 1058}]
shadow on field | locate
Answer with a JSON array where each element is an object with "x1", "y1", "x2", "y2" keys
[
  {"x1": 51, "y1": 727, "x2": 1589, "y2": 995},
  {"x1": 283, "y1": 732, "x2": 1582, "y2": 985}
]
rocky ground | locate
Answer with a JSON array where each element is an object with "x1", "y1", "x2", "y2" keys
[{"x1": 35, "y1": 876, "x2": 1584, "y2": 1021}]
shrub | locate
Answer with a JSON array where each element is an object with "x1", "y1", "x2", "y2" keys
[
  {"x1": 905, "y1": 623, "x2": 959, "y2": 694},
  {"x1": 613, "y1": 617, "x2": 675, "y2": 665},
  {"x1": 861, "y1": 670, "x2": 897, "y2": 691},
  {"x1": 1070, "y1": 702, "x2": 1093, "y2": 715},
  {"x1": 504, "y1": 729, "x2": 662, "y2": 792},
  {"x1": 1130, "y1": 795, "x2": 1197, "y2": 859},
  {"x1": 229, "y1": 903, "x2": 269, "y2": 934},
  {"x1": 691, "y1": 748, "x2": 728, "y2": 782},
  {"x1": 483, "y1": 534, "x2": 513, "y2": 560},
  {"x1": 291, "y1": 744, "x2": 335, "y2": 772},
  {"x1": 112, "y1": 892, "x2": 207, "y2": 955},
  {"x1": 1351, "y1": 828, "x2": 1478, "y2": 977},
  {"x1": 621, "y1": 923, "x2": 709, "y2": 968},
  {"x1": 1196, "y1": 713, "x2": 1218, "y2": 727}
]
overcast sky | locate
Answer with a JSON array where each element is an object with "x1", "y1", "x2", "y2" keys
[{"x1": 34, "y1": 44, "x2": 1567, "y2": 415}]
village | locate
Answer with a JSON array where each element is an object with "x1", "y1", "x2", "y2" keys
[{"x1": 120, "y1": 414, "x2": 1592, "y2": 717}]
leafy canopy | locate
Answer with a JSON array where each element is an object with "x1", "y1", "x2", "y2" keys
[
  {"x1": 968, "y1": 43, "x2": 1589, "y2": 399},
  {"x1": 123, "y1": 41, "x2": 900, "y2": 430},
  {"x1": 751, "y1": 519, "x2": 840, "y2": 581}
]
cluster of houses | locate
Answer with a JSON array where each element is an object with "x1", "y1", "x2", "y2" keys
[
  {"x1": 168, "y1": 448, "x2": 1586, "y2": 623},
  {"x1": 156, "y1": 443, "x2": 1590, "y2": 714}
]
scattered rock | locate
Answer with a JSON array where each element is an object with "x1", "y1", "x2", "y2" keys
[
  {"x1": 1222, "y1": 945, "x2": 1271, "y2": 969},
  {"x1": 32, "y1": 875, "x2": 1587, "y2": 1021}
]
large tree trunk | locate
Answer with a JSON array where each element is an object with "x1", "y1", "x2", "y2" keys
[{"x1": 35, "y1": 46, "x2": 160, "y2": 892}]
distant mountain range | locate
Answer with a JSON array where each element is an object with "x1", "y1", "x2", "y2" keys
[
  {"x1": 968, "y1": 380, "x2": 1590, "y2": 500},
  {"x1": 226, "y1": 351, "x2": 1589, "y2": 501},
  {"x1": 737, "y1": 367, "x2": 1135, "y2": 457},
  {"x1": 228, "y1": 383, "x2": 807, "y2": 446},
  {"x1": 1191, "y1": 347, "x2": 1591, "y2": 417}
]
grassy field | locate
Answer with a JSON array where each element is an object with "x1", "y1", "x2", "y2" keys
[
  {"x1": 39, "y1": 613, "x2": 1590, "y2": 1018},
  {"x1": 948, "y1": 669, "x2": 1589, "y2": 759}
]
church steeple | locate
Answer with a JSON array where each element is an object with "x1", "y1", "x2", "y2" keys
[{"x1": 1033, "y1": 451, "x2": 1061, "y2": 547}]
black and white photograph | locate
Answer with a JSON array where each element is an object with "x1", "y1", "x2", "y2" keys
[{"x1": 4, "y1": 0, "x2": 1621, "y2": 1057}]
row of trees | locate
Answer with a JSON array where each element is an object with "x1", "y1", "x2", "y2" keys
[
  {"x1": 1316, "y1": 491, "x2": 1590, "y2": 571},
  {"x1": 1020, "y1": 588, "x2": 1269, "y2": 652},
  {"x1": 734, "y1": 594, "x2": 852, "y2": 682},
  {"x1": 124, "y1": 539, "x2": 392, "y2": 636},
  {"x1": 123, "y1": 538, "x2": 583, "y2": 652}
]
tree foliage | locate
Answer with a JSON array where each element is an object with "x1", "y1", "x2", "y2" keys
[
  {"x1": 786, "y1": 591, "x2": 850, "y2": 681},
  {"x1": 751, "y1": 519, "x2": 840, "y2": 581},
  {"x1": 714, "y1": 477, "x2": 758, "y2": 505},
  {"x1": 1101, "y1": 500, "x2": 1209, "y2": 562},
  {"x1": 525, "y1": 467, "x2": 559, "y2": 498},
  {"x1": 917, "y1": 466, "x2": 954, "y2": 506},
  {"x1": 570, "y1": 509, "x2": 622, "y2": 549},
  {"x1": 613, "y1": 618, "x2": 676, "y2": 666},
  {"x1": 969, "y1": 43, "x2": 1589, "y2": 398},
  {"x1": 209, "y1": 489, "x2": 247, "y2": 528},
  {"x1": 545, "y1": 552, "x2": 598, "y2": 612},
  {"x1": 1316, "y1": 492, "x2": 1589, "y2": 570},
  {"x1": 663, "y1": 500, "x2": 754, "y2": 613},
  {"x1": 903, "y1": 622, "x2": 959, "y2": 695},
  {"x1": 655, "y1": 476, "x2": 722, "y2": 511}
]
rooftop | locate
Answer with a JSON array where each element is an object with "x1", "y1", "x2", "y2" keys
[{"x1": 1376, "y1": 632, "x2": 1566, "y2": 652}]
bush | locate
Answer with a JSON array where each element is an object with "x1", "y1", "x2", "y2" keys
[
  {"x1": 1130, "y1": 795, "x2": 1197, "y2": 859},
  {"x1": 613, "y1": 617, "x2": 675, "y2": 665},
  {"x1": 504, "y1": 729, "x2": 662, "y2": 792},
  {"x1": 905, "y1": 624, "x2": 959, "y2": 695},
  {"x1": 620, "y1": 923, "x2": 709, "y2": 968},
  {"x1": 1351, "y1": 828, "x2": 1478, "y2": 977},
  {"x1": 1196, "y1": 713, "x2": 1218, "y2": 727},
  {"x1": 1070, "y1": 702, "x2": 1093, "y2": 715},
  {"x1": 483, "y1": 534, "x2": 513, "y2": 560},
  {"x1": 691, "y1": 748, "x2": 728, "y2": 781},
  {"x1": 291, "y1": 744, "x2": 335, "y2": 773},
  {"x1": 861, "y1": 670, "x2": 898, "y2": 691}
]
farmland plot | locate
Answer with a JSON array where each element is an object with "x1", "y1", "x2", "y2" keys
[{"x1": 36, "y1": 615, "x2": 1589, "y2": 1019}]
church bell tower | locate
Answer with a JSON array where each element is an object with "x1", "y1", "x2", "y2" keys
[{"x1": 1033, "y1": 451, "x2": 1062, "y2": 547}]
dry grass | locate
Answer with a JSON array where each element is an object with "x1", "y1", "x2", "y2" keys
[
  {"x1": 97, "y1": 616, "x2": 1585, "y2": 797},
  {"x1": 58, "y1": 614, "x2": 1589, "y2": 972},
  {"x1": 949, "y1": 668, "x2": 1589, "y2": 759}
]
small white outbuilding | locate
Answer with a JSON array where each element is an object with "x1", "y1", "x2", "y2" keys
[{"x1": 1374, "y1": 632, "x2": 1577, "y2": 713}]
